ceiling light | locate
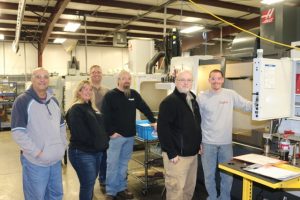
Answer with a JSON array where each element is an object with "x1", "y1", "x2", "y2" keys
[
  {"x1": 182, "y1": 17, "x2": 201, "y2": 22},
  {"x1": 53, "y1": 38, "x2": 66, "y2": 43},
  {"x1": 202, "y1": 42, "x2": 215, "y2": 46},
  {"x1": 0, "y1": 34, "x2": 4, "y2": 40},
  {"x1": 212, "y1": 38, "x2": 233, "y2": 42},
  {"x1": 261, "y1": 0, "x2": 284, "y2": 5},
  {"x1": 180, "y1": 26, "x2": 204, "y2": 34},
  {"x1": 64, "y1": 22, "x2": 81, "y2": 32}
]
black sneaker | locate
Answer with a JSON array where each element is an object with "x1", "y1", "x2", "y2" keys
[{"x1": 117, "y1": 189, "x2": 134, "y2": 199}]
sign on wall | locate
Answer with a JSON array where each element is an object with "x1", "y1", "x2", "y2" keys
[{"x1": 261, "y1": 8, "x2": 275, "y2": 24}]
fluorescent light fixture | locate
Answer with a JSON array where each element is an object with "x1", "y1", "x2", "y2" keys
[
  {"x1": 202, "y1": 42, "x2": 215, "y2": 46},
  {"x1": 182, "y1": 17, "x2": 201, "y2": 22},
  {"x1": 180, "y1": 26, "x2": 204, "y2": 34},
  {"x1": 0, "y1": 34, "x2": 4, "y2": 40},
  {"x1": 212, "y1": 38, "x2": 233, "y2": 42},
  {"x1": 261, "y1": 0, "x2": 284, "y2": 5},
  {"x1": 53, "y1": 38, "x2": 66, "y2": 43},
  {"x1": 64, "y1": 22, "x2": 81, "y2": 32}
]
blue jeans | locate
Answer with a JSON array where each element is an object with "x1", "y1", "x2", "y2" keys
[
  {"x1": 98, "y1": 150, "x2": 107, "y2": 184},
  {"x1": 21, "y1": 155, "x2": 63, "y2": 200},
  {"x1": 106, "y1": 136, "x2": 134, "y2": 196},
  {"x1": 68, "y1": 148, "x2": 102, "y2": 200},
  {"x1": 201, "y1": 143, "x2": 233, "y2": 200}
]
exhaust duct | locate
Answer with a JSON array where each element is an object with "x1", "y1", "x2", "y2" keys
[{"x1": 12, "y1": 0, "x2": 26, "y2": 53}]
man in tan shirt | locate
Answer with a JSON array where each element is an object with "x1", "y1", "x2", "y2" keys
[{"x1": 89, "y1": 65, "x2": 109, "y2": 189}]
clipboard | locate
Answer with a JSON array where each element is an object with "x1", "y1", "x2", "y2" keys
[{"x1": 242, "y1": 163, "x2": 300, "y2": 181}]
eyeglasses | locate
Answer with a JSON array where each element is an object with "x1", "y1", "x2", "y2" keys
[
  {"x1": 177, "y1": 79, "x2": 193, "y2": 83},
  {"x1": 209, "y1": 77, "x2": 223, "y2": 81},
  {"x1": 33, "y1": 75, "x2": 49, "y2": 79},
  {"x1": 91, "y1": 71, "x2": 102, "y2": 74}
]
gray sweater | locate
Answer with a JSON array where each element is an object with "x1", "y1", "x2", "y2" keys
[
  {"x1": 11, "y1": 86, "x2": 67, "y2": 167},
  {"x1": 197, "y1": 88, "x2": 252, "y2": 145}
]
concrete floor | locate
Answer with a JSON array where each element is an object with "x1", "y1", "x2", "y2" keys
[
  {"x1": 0, "y1": 131, "x2": 207, "y2": 200},
  {"x1": 0, "y1": 131, "x2": 166, "y2": 200}
]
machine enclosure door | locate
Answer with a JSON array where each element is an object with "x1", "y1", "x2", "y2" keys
[{"x1": 252, "y1": 58, "x2": 292, "y2": 120}]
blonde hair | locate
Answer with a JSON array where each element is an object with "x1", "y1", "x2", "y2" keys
[{"x1": 72, "y1": 80, "x2": 99, "y2": 112}]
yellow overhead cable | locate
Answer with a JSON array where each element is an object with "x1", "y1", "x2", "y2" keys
[{"x1": 188, "y1": 0, "x2": 300, "y2": 51}]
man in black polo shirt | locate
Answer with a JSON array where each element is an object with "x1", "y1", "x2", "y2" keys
[{"x1": 102, "y1": 70, "x2": 156, "y2": 200}]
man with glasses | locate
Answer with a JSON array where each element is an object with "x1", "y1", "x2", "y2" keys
[
  {"x1": 197, "y1": 69, "x2": 252, "y2": 200},
  {"x1": 11, "y1": 67, "x2": 67, "y2": 200},
  {"x1": 157, "y1": 70, "x2": 202, "y2": 200}
]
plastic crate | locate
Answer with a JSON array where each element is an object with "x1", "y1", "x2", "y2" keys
[{"x1": 136, "y1": 120, "x2": 157, "y2": 141}]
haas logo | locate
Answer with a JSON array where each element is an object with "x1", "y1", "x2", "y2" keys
[{"x1": 261, "y1": 8, "x2": 275, "y2": 24}]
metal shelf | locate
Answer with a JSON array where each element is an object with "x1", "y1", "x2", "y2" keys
[
  {"x1": 130, "y1": 137, "x2": 164, "y2": 195},
  {"x1": 0, "y1": 82, "x2": 17, "y2": 130},
  {"x1": 0, "y1": 101, "x2": 14, "y2": 106}
]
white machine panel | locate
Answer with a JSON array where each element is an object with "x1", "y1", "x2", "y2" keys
[
  {"x1": 64, "y1": 75, "x2": 88, "y2": 113},
  {"x1": 252, "y1": 58, "x2": 292, "y2": 120},
  {"x1": 170, "y1": 55, "x2": 214, "y2": 92}
]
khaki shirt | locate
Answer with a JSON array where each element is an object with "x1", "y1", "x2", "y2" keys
[{"x1": 92, "y1": 86, "x2": 109, "y2": 112}]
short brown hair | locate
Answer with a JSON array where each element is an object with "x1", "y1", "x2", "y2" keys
[
  {"x1": 209, "y1": 69, "x2": 223, "y2": 78},
  {"x1": 89, "y1": 65, "x2": 101, "y2": 73}
]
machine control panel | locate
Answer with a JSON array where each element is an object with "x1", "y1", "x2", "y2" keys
[{"x1": 252, "y1": 58, "x2": 292, "y2": 120}]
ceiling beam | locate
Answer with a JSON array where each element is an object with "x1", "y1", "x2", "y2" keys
[
  {"x1": 0, "y1": 1, "x2": 236, "y2": 26},
  {"x1": 38, "y1": 0, "x2": 70, "y2": 67},
  {"x1": 71, "y1": 0, "x2": 247, "y2": 24},
  {"x1": 0, "y1": 1, "x2": 219, "y2": 32},
  {"x1": 0, "y1": 3, "x2": 204, "y2": 31},
  {"x1": 0, "y1": 14, "x2": 167, "y2": 33},
  {"x1": 182, "y1": 17, "x2": 260, "y2": 51},
  {"x1": 51, "y1": 30, "x2": 163, "y2": 40},
  {"x1": 2, "y1": 14, "x2": 195, "y2": 31},
  {"x1": 0, "y1": 27, "x2": 163, "y2": 40},
  {"x1": 57, "y1": 19, "x2": 166, "y2": 33},
  {"x1": 1, "y1": 0, "x2": 259, "y2": 17},
  {"x1": 184, "y1": 0, "x2": 260, "y2": 14},
  {"x1": 99, "y1": 0, "x2": 177, "y2": 39},
  {"x1": 23, "y1": 2, "x2": 179, "y2": 26},
  {"x1": 0, "y1": 23, "x2": 164, "y2": 41},
  {"x1": 1, "y1": 31, "x2": 114, "y2": 46},
  {"x1": 0, "y1": 13, "x2": 41, "y2": 23},
  {"x1": 77, "y1": 41, "x2": 113, "y2": 46},
  {"x1": 63, "y1": 9, "x2": 202, "y2": 27},
  {"x1": 0, "y1": 2, "x2": 18, "y2": 9},
  {"x1": 39, "y1": 0, "x2": 70, "y2": 53}
]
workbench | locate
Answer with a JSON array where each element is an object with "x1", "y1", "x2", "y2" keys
[{"x1": 219, "y1": 159, "x2": 300, "y2": 200}]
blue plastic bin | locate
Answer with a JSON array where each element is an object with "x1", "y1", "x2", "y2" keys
[{"x1": 136, "y1": 120, "x2": 157, "y2": 141}]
